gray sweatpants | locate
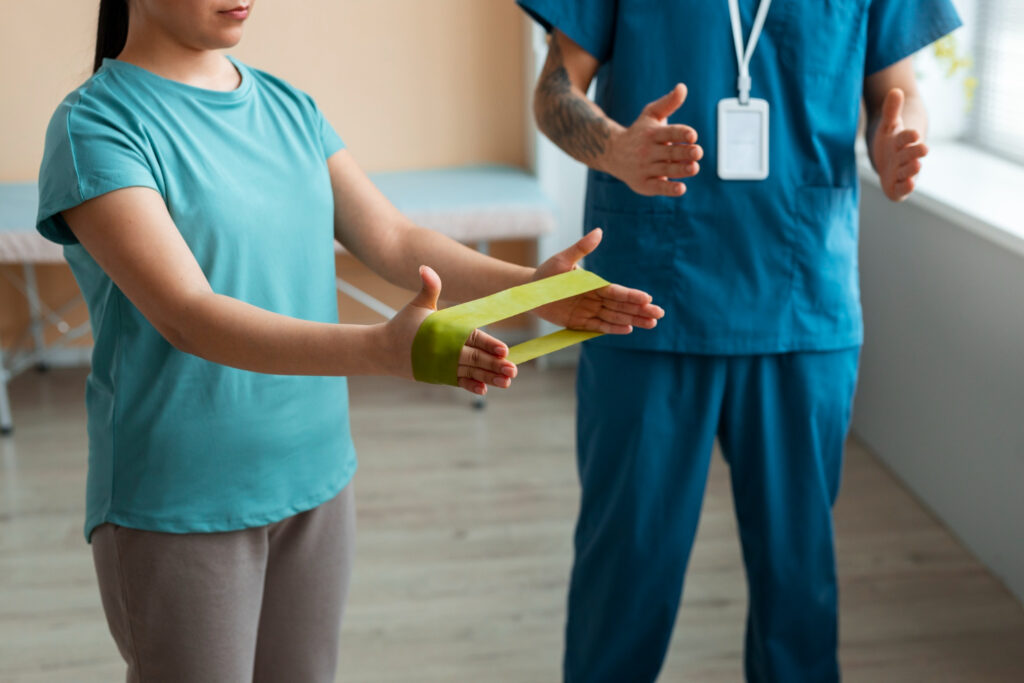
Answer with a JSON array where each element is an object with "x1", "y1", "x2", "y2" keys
[{"x1": 91, "y1": 485, "x2": 355, "y2": 683}]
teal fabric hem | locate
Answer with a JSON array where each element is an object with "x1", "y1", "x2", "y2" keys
[{"x1": 83, "y1": 459, "x2": 357, "y2": 542}]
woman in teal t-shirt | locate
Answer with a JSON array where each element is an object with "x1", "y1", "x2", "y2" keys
[{"x1": 35, "y1": 1, "x2": 663, "y2": 680}]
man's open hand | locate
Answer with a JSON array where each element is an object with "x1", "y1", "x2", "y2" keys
[
  {"x1": 602, "y1": 84, "x2": 703, "y2": 197},
  {"x1": 870, "y1": 87, "x2": 928, "y2": 202}
]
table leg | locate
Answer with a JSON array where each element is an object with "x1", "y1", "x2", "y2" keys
[
  {"x1": 472, "y1": 241, "x2": 491, "y2": 410},
  {"x1": 0, "y1": 347, "x2": 13, "y2": 435},
  {"x1": 22, "y1": 264, "x2": 48, "y2": 370}
]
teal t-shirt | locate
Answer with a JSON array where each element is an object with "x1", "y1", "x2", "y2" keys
[{"x1": 36, "y1": 57, "x2": 357, "y2": 541}]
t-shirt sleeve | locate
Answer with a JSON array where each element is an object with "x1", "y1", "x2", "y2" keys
[
  {"x1": 311, "y1": 98, "x2": 345, "y2": 160},
  {"x1": 864, "y1": 0, "x2": 963, "y2": 76},
  {"x1": 517, "y1": 0, "x2": 618, "y2": 64},
  {"x1": 36, "y1": 97, "x2": 160, "y2": 245}
]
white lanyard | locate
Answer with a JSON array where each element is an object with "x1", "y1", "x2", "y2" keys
[{"x1": 728, "y1": 0, "x2": 772, "y2": 105}]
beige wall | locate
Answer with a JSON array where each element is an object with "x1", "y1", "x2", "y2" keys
[
  {"x1": 0, "y1": 0, "x2": 526, "y2": 180},
  {"x1": 235, "y1": 0, "x2": 527, "y2": 173},
  {"x1": 0, "y1": 3, "x2": 95, "y2": 182},
  {"x1": 0, "y1": 0, "x2": 530, "y2": 349}
]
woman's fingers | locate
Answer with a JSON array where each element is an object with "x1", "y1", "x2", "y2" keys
[
  {"x1": 596, "y1": 305, "x2": 660, "y2": 329},
  {"x1": 596, "y1": 297, "x2": 664, "y2": 319},
  {"x1": 587, "y1": 305, "x2": 653, "y2": 329},
  {"x1": 594, "y1": 283, "x2": 664, "y2": 307},
  {"x1": 465, "y1": 327, "x2": 509, "y2": 358},
  {"x1": 623, "y1": 314, "x2": 659, "y2": 329},
  {"x1": 458, "y1": 343, "x2": 516, "y2": 375},
  {"x1": 593, "y1": 308, "x2": 634, "y2": 327},
  {"x1": 589, "y1": 303, "x2": 659, "y2": 331},
  {"x1": 448, "y1": 284, "x2": 665, "y2": 392},
  {"x1": 458, "y1": 328, "x2": 517, "y2": 393},
  {"x1": 458, "y1": 363, "x2": 513, "y2": 388},
  {"x1": 582, "y1": 318, "x2": 633, "y2": 335},
  {"x1": 567, "y1": 287, "x2": 665, "y2": 330}
]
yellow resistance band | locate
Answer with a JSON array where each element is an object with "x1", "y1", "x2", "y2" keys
[{"x1": 412, "y1": 269, "x2": 610, "y2": 386}]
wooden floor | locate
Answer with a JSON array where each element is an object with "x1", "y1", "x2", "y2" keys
[{"x1": 1, "y1": 365, "x2": 1022, "y2": 682}]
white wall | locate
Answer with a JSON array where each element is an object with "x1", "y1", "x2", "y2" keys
[
  {"x1": 853, "y1": 182, "x2": 1024, "y2": 603},
  {"x1": 526, "y1": 23, "x2": 592, "y2": 362}
]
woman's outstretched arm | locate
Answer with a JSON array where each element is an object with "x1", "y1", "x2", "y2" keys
[
  {"x1": 62, "y1": 187, "x2": 516, "y2": 394},
  {"x1": 327, "y1": 150, "x2": 665, "y2": 334}
]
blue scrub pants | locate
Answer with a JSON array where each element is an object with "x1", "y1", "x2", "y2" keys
[{"x1": 566, "y1": 344, "x2": 860, "y2": 683}]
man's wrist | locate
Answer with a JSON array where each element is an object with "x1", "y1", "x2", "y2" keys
[{"x1": 594, "y1": 124, "x2": 625, "y2": 177}]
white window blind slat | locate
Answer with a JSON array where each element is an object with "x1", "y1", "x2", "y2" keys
[{"x1": 970, "y1": 1, "x2": 1024, "y2": 166}]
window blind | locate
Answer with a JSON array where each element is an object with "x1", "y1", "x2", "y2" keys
[{"x1": 969, "y1": 1, "x2": 1024, "y2": 166}]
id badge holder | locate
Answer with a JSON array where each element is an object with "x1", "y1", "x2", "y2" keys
[{"x1": 717, "y1": 97, "x2": 769, "y2": 181}]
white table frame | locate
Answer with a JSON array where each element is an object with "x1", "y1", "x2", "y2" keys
[
  {"x1": 1, "y1": 263, "x2": 92, "y2": 434},
  {"x1": 0, "y1": 242, "x2": 513, "y2": 434}
]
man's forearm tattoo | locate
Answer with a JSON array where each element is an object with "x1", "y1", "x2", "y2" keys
[{"x1": 536, "y1": 38, "x2": 610, "y2": 163}]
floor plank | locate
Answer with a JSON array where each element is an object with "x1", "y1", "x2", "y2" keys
[{"x1": 0, "y1": 366, "x2": 1021, "y2": 681}]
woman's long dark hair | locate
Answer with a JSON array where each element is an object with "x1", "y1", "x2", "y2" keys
[{"x1": 93, "y1": 0, "x2": 129, "y2": 73}]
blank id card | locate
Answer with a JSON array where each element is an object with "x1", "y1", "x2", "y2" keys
[{"x1": 717, "y1": 97, "x2": 769, "y2": 180}]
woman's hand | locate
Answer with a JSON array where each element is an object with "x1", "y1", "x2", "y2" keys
[
  {"x1": 380, "y1": 266, "x2": 517, "y2": 395},
  {"x1": 533, "y1": 229, "x2": 665, "y2": 333}
]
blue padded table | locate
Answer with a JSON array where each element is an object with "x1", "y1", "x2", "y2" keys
[
  {"x1": 0, "y1": 165, "x2": 555, "y2": 432},
  {"x1": 368, "y1": 164, "x2": 556, "y2": 243},
  {"x1": 0, "y1": 183, "x2": 63, "y2": 264},
  {"x1": 340, "y1": 164, "x2": 557, "y2": 317}
]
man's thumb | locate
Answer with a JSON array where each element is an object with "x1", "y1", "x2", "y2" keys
[
  {"x1": 410, "y1": 265, "x2": 442, "y2": 311},
  {"x1": 881, "y1": 87, "x2": 904, "y2": 131},
  {"x1": 644, "y1": 83, "x2": 687, "y2": 121}
]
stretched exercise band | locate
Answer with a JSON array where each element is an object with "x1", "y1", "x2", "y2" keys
[{"x1": 412, "y1": 269, "x2": 610, "y2": 386}]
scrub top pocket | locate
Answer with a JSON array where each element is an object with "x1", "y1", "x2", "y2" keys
[
  {"x1": 586, "y1": 172, "x2": 679, "y2": 217},
  {"x1": 583, "y1": 174, "x2": 679, "y2": 305},
  {"x1": 793, "y1": 185, "x2": 860, "y2": 329}
]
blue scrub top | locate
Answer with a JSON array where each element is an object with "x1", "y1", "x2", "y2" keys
[{"x1": 519, "y1": 0, "x2": 961, "y2": 354}]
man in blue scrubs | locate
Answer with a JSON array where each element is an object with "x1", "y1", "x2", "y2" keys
[{"x1": 518, "y1": 0, "x2": 962, "y2": 680}]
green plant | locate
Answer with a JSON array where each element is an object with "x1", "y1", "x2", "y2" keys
[{"x1": 930, "y1": 34, "x2": 977, "y2": 111}]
